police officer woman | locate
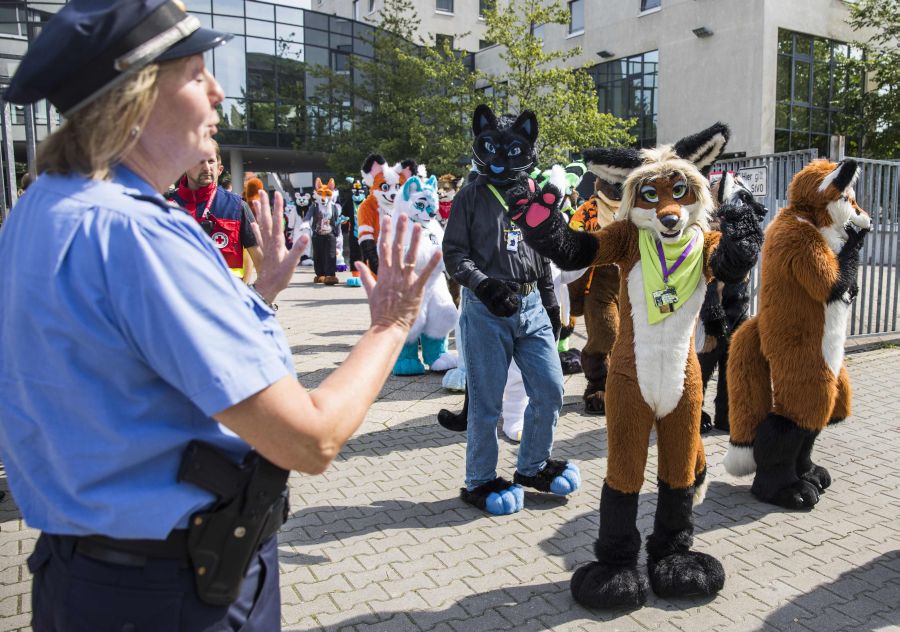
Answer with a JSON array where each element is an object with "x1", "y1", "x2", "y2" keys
[{"x1": 0, "y1": 1, "x2": 439, "y2": 630}]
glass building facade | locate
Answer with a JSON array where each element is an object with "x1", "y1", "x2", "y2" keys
[
  {"x1": 588, "y1": 50, "x2": 658, "y2": 147},
  {"x1": 184, "y1": 0, "x2": 377, "y2": 152},
  {"x1": 774, "y1": 28, "x2": 863, "y2": 158}
]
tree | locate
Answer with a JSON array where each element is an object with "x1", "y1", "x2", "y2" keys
[
  {"x1": 843, "y1": 0, "x2": 899, "y2": 158},
  {"x1": 480, "y1": 0, "x2": 635, "y2": 165},
  {"x1": 309, "y1": 0, "x2": 478, "y2": 178}
]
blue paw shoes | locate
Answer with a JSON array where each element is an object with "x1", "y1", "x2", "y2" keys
[
  {"x1": 514, "y1": 459, "x2": 580, "y2": 496},
  {"x1": 461, "y1": 477, "x2": 525, "y2": 515}
]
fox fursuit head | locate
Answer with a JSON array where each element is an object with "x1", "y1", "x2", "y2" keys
[
  {"x1": 725, "y1": 159, "x2": 871, "y2": 510},
  {"x1": 505, "y1": 123, "x2": 767, "y2": 609}
]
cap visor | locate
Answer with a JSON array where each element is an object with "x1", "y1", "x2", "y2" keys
[{"x1": 156, "y1": 27, "x2": 233, "y2": 62}]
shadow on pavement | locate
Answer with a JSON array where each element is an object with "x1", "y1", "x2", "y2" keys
[
  {"x1": 281, "y1": 495, "x2": 573, "y2": 555},
  {"x1": 763, "y1": 551, "x2": 899, "y2": 631}
]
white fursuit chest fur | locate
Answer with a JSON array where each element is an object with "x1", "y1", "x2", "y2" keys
[
  {"x1": 628, "y1": 266, "x2": 706, "y2": 418},
  {"x1": 820, "y1": 224, "x2": 851, "y2": 377}
]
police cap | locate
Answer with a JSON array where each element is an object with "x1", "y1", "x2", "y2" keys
[{"x1": 4, "y1": 0, "x2": 232, "y2": 115}]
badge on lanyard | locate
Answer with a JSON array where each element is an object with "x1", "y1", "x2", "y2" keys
[
  {"x1": 652, "y1": 285, "x2": 678, "y2": 313},
  {"x1": 504, "y1": 228, "x2": 522, "y2": 252}
]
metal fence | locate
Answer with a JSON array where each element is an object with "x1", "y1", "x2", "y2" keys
[{"x1": 712, "y1": 150, "x2": 900, "y2": 338}]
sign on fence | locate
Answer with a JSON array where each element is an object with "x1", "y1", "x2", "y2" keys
[{"x1": 737, "y1": 165, "x2": 767, "y2": 197}]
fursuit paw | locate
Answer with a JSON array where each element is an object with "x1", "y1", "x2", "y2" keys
[
  {"x1": 583, "y1": 392, "x2": 605, "y2": 416},
  {"x1": 345, "y1": 276, "x2": 362, "y2": 287},
  {"x1": 514, "y1": 459, "x2": 580, "y2": 496},
  {"x1": 648, "y1": 551, "x2": 725, "y2": 599},
  {"x1": 752, "y1": 477, "x2": 820, "y2": 509},
  {"x1": 504, "y1": 174, "x2": 539, "y2": 222},
  {"x1": 570, "y1": 562, "x2": 648, "y2": 609},
  {"x1": 800, "y1": 465, "x2": 831, "y2": 492},
  {"x1": 460, "y1": 478, "x2": 524, "y2": 515},
  {"x1": 699, "y1": 411, "x2": 713, "y2": 435}
]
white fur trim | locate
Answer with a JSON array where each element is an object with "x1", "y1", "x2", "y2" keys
[
  {"x1": 627, "y1": 263, "x2": 706, "y2": 418},
  {"x1": 548, "y1": 164, "x2": 568, "y2": 194},
  {"x1": 384, "y1": 164, "x2": 402, "y2": 186},
  {"x1": 818, "y1": 163, "x2": 860, "y2": 192},
  {"x1": 681, "y1": 134, "x2": 728, "y2": 171},
  {"x1": 587, "y1": 163, "x2": 634, "y2": 184},
  {"x1": 693, "y1": 474, "x2": 710, "y2": 506},
  {"x1": 417, "y1": 164, "x2": 428, "y2": 178},
  {"x1": 724, "y1": 445, "x2": 756, "y2": 476},
  {"x1": 430, "y1": 352, "x2": 458, "y2": 372},
  {"x1": 822, "y1": 300, "x2": 849, "y2": 377}
]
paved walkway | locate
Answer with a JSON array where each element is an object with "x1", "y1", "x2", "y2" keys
[{"x1": 1, "y1": 266, "x2": 898, "y2": 631}]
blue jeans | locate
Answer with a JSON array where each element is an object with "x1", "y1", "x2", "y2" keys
[{"x1": 460, "y1": 287, "x2": 564, "y2": 490}]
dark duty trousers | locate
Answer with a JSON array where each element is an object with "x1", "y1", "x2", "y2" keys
[
  {"x1": 28, "y1": 533, "x2": 280, "y2": 631},
  {"x1": 312, "y1": 233, "x2": 336, "y2": 277}
]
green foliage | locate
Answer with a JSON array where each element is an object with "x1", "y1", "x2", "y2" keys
[
  {"x1": 843, "y1": 0, "x2": 899, "y2": 159},
  {"x1": 480, "y1": 0, "x2": 634, "y2": 165},
  {"x1": 310, "y1": 0, "x2": 477, "y2": 178}
]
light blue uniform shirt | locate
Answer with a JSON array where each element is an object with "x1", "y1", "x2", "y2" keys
[{"x1": 0, "y1": 166, "x2": 293, "y2": 539}]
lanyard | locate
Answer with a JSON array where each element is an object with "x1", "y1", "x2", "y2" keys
[
  {"x1": 198, "y1": 185, "x2": 218, "y2": 220},
  {"x1": 486, "y1": 184, "x2": 508, "y2": 211},
  {"x1": 655, "y1": 235, "x2": 695, "y2": 283}
]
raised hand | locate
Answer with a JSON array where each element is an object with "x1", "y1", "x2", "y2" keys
[
  {"x1": 504, "y1": 173, "x2": 563, "y2": 228},
  {"x1": 251, "y1": 190, "x2": 307, "y2": 303},
  {"x1": 357, "y1": 214, "x2": 442, "y2": 331},
  {"x1": 842, "y1": 224, "x2": 869, "y2": 254}
]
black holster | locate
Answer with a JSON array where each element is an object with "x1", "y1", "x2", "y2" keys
[{"x1": 178, "y1": 441, "x2": 289, "y2": 606}]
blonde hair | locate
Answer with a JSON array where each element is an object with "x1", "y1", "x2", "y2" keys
[{"x1": 36, "y1": 63, "x2": 162, "y2": 180}]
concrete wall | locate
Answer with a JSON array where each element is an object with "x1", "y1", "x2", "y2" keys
[{"x1": 472, "y1": 0, "x2": 871, "y2": 156}]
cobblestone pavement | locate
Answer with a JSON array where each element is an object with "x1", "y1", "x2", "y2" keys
[{"x1": 1, "y1": 266, "x2": 898, "y2": 631}]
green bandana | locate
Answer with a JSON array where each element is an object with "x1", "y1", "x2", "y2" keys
[{"x1": 638, "y1": 227, "x2": 704, "y2": 324}]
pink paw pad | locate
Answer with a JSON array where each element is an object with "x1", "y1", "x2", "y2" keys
[
  {"x1": 542, "y1": 192, "x2": 557, "y2": 205},
  {"x1": 527, "y1": 179, "x2": 536, "y2": 193},
  {"x1": 525, "y1": 203, "x2": 551, "y2": 227},
  {"x1": 514, "y1": 199, "x2": 528, "y2": 206}
]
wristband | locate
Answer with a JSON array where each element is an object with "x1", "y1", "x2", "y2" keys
[{"x1": 249, "y1": 284, "x2": 278, "y2": 312}]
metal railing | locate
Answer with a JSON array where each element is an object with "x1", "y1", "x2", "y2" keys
[{"x1": 712, "y1": 150, "x2": 899, "y2": 338}]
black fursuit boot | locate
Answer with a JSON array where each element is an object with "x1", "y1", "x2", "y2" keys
[
  {"x1": 438, "y1": 389, "x2": 468, "y2": 432},
  {"x1": 646, "y1": 481, "x2": 724, "y2": 599},
  {"x1": 751, "y1": 412, "x2": 820, "y2": 509},
  {"x1": 796, "y1": 430, "x2": 831, "y2": 492},
  {"x1": 571, "y1": 483, "x2": 648, "y2": 609}
]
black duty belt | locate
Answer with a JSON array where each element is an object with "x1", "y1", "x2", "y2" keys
[{"x1": 75, "y1": 530, "x2": 190, "y2": 567}]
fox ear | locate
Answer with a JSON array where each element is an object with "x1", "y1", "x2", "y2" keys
[
  {"x1": 315, "y1": 177, "x2": 323, "y2": 189},
  {"x1": 673, "y1": 122, "x2": 730, "y2": 171},
  {"x1": 402, "y1": 176, "x2": 422, "y2": 201},
  {"x1": 327, "y1": 178, "x2": 336, "y2": 190},
  {"x1": 819, "y1": 159, "x2": 860, "y2": 193},
  {"x1": 583, "y1": 147, "x2": 642, "y2": 184}
]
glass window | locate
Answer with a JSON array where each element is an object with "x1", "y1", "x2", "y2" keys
[
  {"x1": 213, "y1": 0, "x2": 244, "y2": 16},
  {"x1": 330, "y1": 33, "x2": 353, "y2": 51},
  {"x1": 247, "y1": 37, "x2": 273, "y2": 55},
  {"x1": 305, "y1": 28, "x2": 328, "y2": 48},
  {"x1": 368, "y1": 0, "x2": 375, "y2": 12},
  {"x1": 184, "y1": 0, "x2": 211, "y2": 11},
  {"x1": 812, "y1": 63, "x2": 831, "y2": 107},
  {"x1": 811, "y1": 107, "x2": 829, "y2": 132},
  {"x1": 305, "y1": 12, "x2": 328, "y2": 31},
  {"x1": 331, "y1": 16, "x2": 353, "y2": 36},
  {"x1": 795, "y1": 33, "x2": 812, "y2": 58},
  {"x1": 435, "y1": 33, "x2": 454, "y2": 50},
  {"x1": 479, "y1": 0, "x2": 494, "y2": 16},
  {"x1": 777, "y1": 29, "x2": 792, "y2": 55},
  {"x1": 436, "y1": 0, "x2": 454, "y2": 13},
  {"x1": 218, "y1": 97, "x2": 246, "y2": 129},
  {"x1": 0, "y1": 7, "x2": 21, "y2": 36},
  {"x1": 276, "y1": 6, "x2": 304, "y2": 25},
  {"x1": 641, "y1": 0, "x2": 660, "y2": 11},
  {"x1": 214, "y1": 35, "x2": 246, "y2": 97},
  {"x1": 569, "y1": 0, "x2": 583, "y2": 33},
  {"x1": 791, "y1": 106, "x2": 809, "y2": 132},
  {"x1": 245, "y1": 1, "x2": 273, "y2": 20},
  {"x1": 246, "y1": 18, "x2": 273, "y2": 39},
  {"x1": 196, "y1": 13, "x2": 212, "y2": 28},
  {"x1": 775, "y1": 102, "x2": 790, "y2": 129},
  {"x1": 776, "y1": 55, "x2": 791, "y2": 101},
  {"x1": 774, "y1": 130, "x2": 790, "y2": 153},
  {"x1": 213, "y1": 14, "x2": 244, "y2": 34},
  {"x1": 590, "y1": 50, "x2": 658, "y2": 146},
  {"x1": 279, "y1": 41, "x2": 304, "y2": 63},
  {"x1": 479, "y1": 39, "x2": 493, "y2": 49},
  {"x1": 793, "y1": 61, "x2": 810, "y2": 103},
  {"x1": 277, "y1": 23, "x2": 303, "y2": 43}
]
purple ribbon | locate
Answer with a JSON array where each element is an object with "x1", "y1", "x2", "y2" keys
[{"x1": 656, "y1": 235, "x2": 695, "y2": 283}]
